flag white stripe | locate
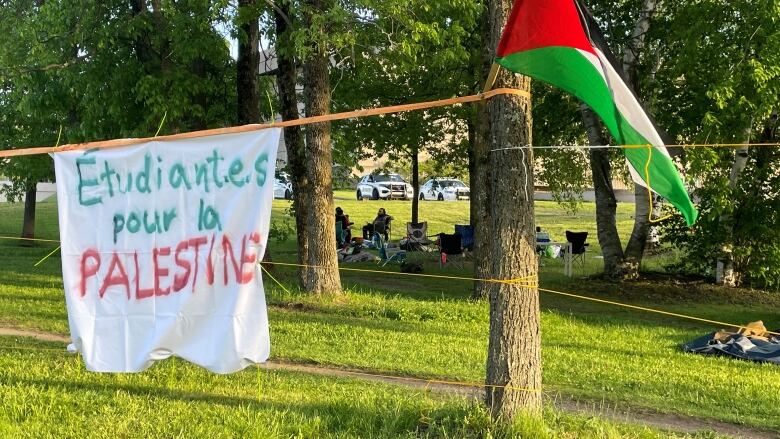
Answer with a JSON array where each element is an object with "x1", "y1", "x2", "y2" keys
[{"x1": 577, "y1": 49, "x2": 672, "y2": 159}]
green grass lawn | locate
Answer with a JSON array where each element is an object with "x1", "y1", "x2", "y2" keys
[
  {"x1": 0, "y1": 337, "x2": 717, "y2": 439},
  {"x1": 0, "y1": 196, "x2": 777, "y2": 436}
]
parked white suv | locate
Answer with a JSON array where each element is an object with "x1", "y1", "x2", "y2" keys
[
  {"x1": 356, "y1": 173, "x2": 414, "y2": 200},
  {"x1": 274, "y1": 173, "x2": 293, "y2": 199},
  {"x1": 419, "y1": 178, "x2": 470, "y2": 201}
]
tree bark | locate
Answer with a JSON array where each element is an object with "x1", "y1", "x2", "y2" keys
[
  {"x1": 21, "y1": 185, "x2": 36, "y2": 244},
  {"x1": 615, "y1": 0, "x2": 660, "y2": 279},
  {"x1": 411, "y1": 145, "x2": 419, "y2": 224},
  {"x1": 484, "y1": 0, "x2": 542, "y2": 418},
  {"x1": 275, "y1": 0, "x2": 311, "y2": 290},
  {"x1": 237, "y1": 0, "x2": 260, "y2": 125},
  {"x1": 622, "y1": 0, "x2": 659, "y2": 92},
  {"x1": 581, "y1": 105, "x2": 624, "y2": 278},
  {"x1": 302, "y1": 0, "x2": 341, "y2": 294},
  {"x1": 717, "y1": 124, "x2": 752, "y2": 286},
  {"x1": 620, "y1": 184, "x2": 651, "y2": 279}
]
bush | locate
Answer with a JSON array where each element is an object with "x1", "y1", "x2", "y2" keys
[{"x1": 660, "y1": 146, "x2": 780, "y2": 289}]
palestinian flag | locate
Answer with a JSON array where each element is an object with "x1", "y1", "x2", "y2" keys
[{"x1": 496, "y1": 0, "x2": 698, "y2": 226}]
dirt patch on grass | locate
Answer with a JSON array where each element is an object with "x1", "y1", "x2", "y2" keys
[
  {"x1": 268, "y1": 359, "x2": 778, "y2": 439},
  {"x1": 0, "y1": 327, "x2": 68, "y2": 343}
]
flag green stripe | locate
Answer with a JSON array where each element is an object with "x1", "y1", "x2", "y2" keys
[{"x1": 497, "y1": 47, "x2": 698, "y2": 225}]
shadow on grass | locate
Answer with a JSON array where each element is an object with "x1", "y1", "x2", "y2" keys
[
  {"x1": 0, "y1": 292, "x2": 64, "y2": 304},
  {"x1": 0, "y1": 367, "x2": 446, "y2": 436},
  {"x1": 270, "y1": 307, "x2": 478, "y2": 339},
  {"x1": 0, "y1": 270, "x2": 64, "y2": 290}
]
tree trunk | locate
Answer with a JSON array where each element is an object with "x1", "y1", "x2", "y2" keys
[
  {"x1": 411, "y1": 145, "x2": 419, "y2": 224},
  {"x1": 615, "y1": 0, "x2": 660, "y2": 279},
  {"x1": 302, "y1": 0, "x2": 341, "y2": 294},
  {"x1": 622, "y1": 0, "x2": 659, "y2": 91},
  {"x1": 130, "y1": 0, "x2": 154, "y2": 68},
  {"x1": 275, "y1": 0, "x2": 310, "y2": 290},
  {"x1": 484, "y1": 0, "x2": 542, "y2": 418},
  {"x1": 21, "y1": 185, "x2": 36, "y2": 245},
  {"x1": 471, "y1": 5, "x2": 493, "y2": 301},
  {"x1": 190, "y1": 57, "x2": 209, "y2": 130},
  {"x1": 467, "y1": 116, "x2": 477, "y2": 227},
  {"x1": 717, "y1": 124, "x2": 752, "y2": 286},
  {"x1": 237, "y1": 0, "x2": 260, "y2": 124},
  {"x1": 581, "y1": 105, "x2": 624, "y2": 278},
  {"x1": 620, "y1": 184, "x2": 651, "y2": 279}
]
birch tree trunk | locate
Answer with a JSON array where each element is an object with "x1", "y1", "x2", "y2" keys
[
  {"x1": 622, "y1": 0, "x2": 659, "y2": 92},
  {"x1": 617, "y1": 0, "x2": 660, "y2": 279},
  {"x1": 717, "y1": 124, "x2": 752, "y2": 286},
  {"x1": 275, "y1": 3, "x2": 310, "y2": 289},
  {"x1": 621, "y1": 184, "x2": 651, "y2": 279},
  {"x1": 581, "y1": 105, "x2": 624, "y2": 278},
  {"x1": 484, "y1": 0, "x2": 541, "y2": 418},
  {"x1": 302, "y1": 0, "x2": 341, "y2": 294}
]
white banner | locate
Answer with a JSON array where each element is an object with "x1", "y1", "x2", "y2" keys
[{"x1": 53, "y1": 129, "x2": 281, "y2": 373}]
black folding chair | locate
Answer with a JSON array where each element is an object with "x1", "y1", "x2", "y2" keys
[
  {"x1": 565, "y1": 231, "x2": 589, "y2": 269},
  {"x1": 373, "y1": 219, "x2": 391, "y2": 241},
  {"x1": 438, "y1": 233, "x2": 464, "y2": 269}
]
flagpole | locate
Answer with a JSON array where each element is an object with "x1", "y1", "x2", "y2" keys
[{"x1": 482, "y1": 62, "x2": 501, "y2": 94}]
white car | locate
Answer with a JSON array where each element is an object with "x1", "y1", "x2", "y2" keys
[
  {"x1": 419, "y1": 178, "x2": 470, "y2": 201},
  {"x1": 356, "y1": 173, "x2": 414, "y2": 200},
  {"x1": 274, "y1": 174, "x2": 293, "y2": 200}
]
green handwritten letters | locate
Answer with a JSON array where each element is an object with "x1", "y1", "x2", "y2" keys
[{"x1": 75, "y1": 149, "x2": 271, "y2": 243}]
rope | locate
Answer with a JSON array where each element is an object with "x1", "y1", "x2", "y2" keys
[
  {"x1": 154, "y1": 112, "x2": 168, "y2": 138},
  {"x1": 33, "y1": 245, "x2": 60, "y2": 267},
  {"x1": 491, "y1": 142, "x2": 780, "y2": 152},
  {"x1": 261, "y1": 261, "x2": 538, "y2": 287},
  {"x1": 263, "y1": 261, "x2": 776, "y2": 336},
  {"x1": 0, "y1": 261, "x2": 772, "y2": 392},
  {"x1": 0, "y1": 237, "x2": 767, "y2": 334},
  {"x1": 260, "y1": 264, "x2": 292, "y2": 295},
  {"x1": 0, "y1": 88, "x2": 530, "y2": 158},
  {"x1": 537, "y1": 286, "x2": 780, "y2": 337},
  {"x1": 643, "y1": 145, "x2": 673, "y2": 224},
  {"x1": 0, "y1": 236, "x2": 60, "y2": 243}
]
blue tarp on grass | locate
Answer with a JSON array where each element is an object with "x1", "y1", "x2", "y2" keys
[{"x1": 683, "y1": 332, "x2": 780, "y2": 365}]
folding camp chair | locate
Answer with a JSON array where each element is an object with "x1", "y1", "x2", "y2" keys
[
  {"x1": 438, "y1": 232, "x2": 464, "y2": 269},
  {"x1": 405, "y1": 222, "x2": 432, "y2": 251},
  {"x1": 373, "y1": 218, "x2": 391, "y2": 241},
  {"x1": 373, "y1": 232, "x2": 406, "y2": 267},
  {"x1": 565, "y1": 231, "x2": 589, "y2": 270},
  {"x1": 454, "y1": 225, "x2": 474, "y2": 251}
]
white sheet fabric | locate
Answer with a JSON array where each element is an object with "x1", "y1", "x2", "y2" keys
[{"x1": 53, "y1": 129, "x2": 281, "y2": 373}]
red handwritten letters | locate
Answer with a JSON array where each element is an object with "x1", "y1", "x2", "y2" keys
[{"x1": 79, "y1": 232, "x2": 262, "y2": 299}]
